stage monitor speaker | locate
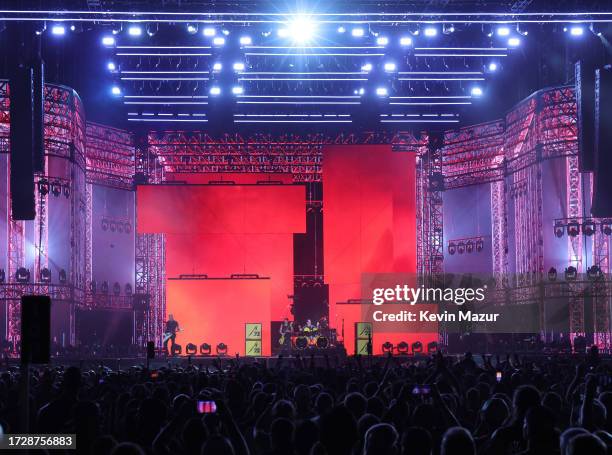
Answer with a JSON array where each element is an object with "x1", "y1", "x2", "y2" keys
[
  {"x1": 593, "y1": 66, "x2": 612, "y2": 217},
  {"x1": 9, "y1": 64, "x2": 36, "y2": 220},
  {"x1": 21, "y1": 295, "x2": 51, "y2": 364},
  {"x1": 575, "y1": 60, "x2": 596, "y2": 172}
]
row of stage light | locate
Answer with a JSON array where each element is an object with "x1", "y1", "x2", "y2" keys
[
  {"x1": 38, "y1": 18, "x2": 601, "y2": 124},
  {"x1": 97, "y1": 21, "x2": 511, "y2": 101}
]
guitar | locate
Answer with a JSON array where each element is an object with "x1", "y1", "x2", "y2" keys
[{"x1": 163, "y1": 327, "x2": 181, "y2": 344}]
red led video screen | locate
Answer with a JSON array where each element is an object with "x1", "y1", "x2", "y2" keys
[
  {"x1": 137, "y1": 184, "x2": 305, "y2": 234},
  {"x1": 166, "y1": 278, "x2": 271, "y2": 356},
  {"x1": 164, "y1": 172, "x2": 294, "y2": 185},
  {"x1": 323, "y1": 145, "x2": 435, "y2": 353},
  {"x1": 166, "y1": 233, "x2": 294, "y2": 320},
  {"x1": 137, "y1": 184, "x2": 305, "y2": 346}
]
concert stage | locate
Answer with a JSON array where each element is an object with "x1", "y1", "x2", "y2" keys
[{"x1": 0, "y1": 9, "x2": 611, "y2": 360}]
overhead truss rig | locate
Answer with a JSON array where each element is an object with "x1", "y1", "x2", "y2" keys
[
  {"x1": 2, "y1": 10, "x2": 611, "y2": 23},
  {"x1": 0, "y1": 79, "x2": 608, "y2": 343}
]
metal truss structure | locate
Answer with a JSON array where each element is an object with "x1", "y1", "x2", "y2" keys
[
  {"x1": 0, "y1": 75, "x2": 609, "y2": 348},
  {"x1": 0, "y1": 83, "x2": 87, "y2": 345},
  {"x1": 437, "y1": 86, "x2": 610, "y2": 346},
  {"x1": 85, "y1": 123, "x2": 135, "y2": 189}
]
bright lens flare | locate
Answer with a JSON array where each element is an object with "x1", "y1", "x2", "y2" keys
[{"x1": 286, "y1": 15, "x2": 317, "y2": 43}]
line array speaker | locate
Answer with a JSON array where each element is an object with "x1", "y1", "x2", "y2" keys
[{"x1": 593, "y1": 66, "x2": 612, "y2": 217}]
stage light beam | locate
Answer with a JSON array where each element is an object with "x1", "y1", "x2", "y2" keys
[
  {"x1": 203, "y1": 27, "x2": 216, "y2": 36},
  {"x1": 400, "y1": 36, "x2": 413, "y2": 46},
  {"x1": 287, "y1": 15, "x2": 317, "y2": 43},
  {"x1": 424, "y1": 27, "x2": 438, "y2": 37},
  {"x1": 361, "y1": 63, "x2": 373, "y2": 72},
  {"x1": 471, "y1": 86, "x2": 483, "y2": 96},
  {"x1": 233, "y1": 62, "x2": 245, "y2": 71},
  {"x1": 376, "y1": 36, "x2": 389, "y2": 45},
  {"x1": 128, "y1": 25, "x2": 142, "y2": 36},
  {"x1": 213, "y1": 36, "x2": 225, "y2": 46},
  {"x1": 102, "y1": 35, "x2": 115, "y2": 46},
  {"x1": 107, "y1": 62, "x2": 117, "y2": 71},
  {"x1": 51, "y1": 24, "x2": 66, "y2": 35},
  {"x1": 210, "y1": 86, "x2": 221, "y2": 95},
  {"x1": 384, "y1": 62, "x2": 397, "y2": 72},
  {"x1": 351, "y1": 27, "x2": 365, "y2": 37},
  {"x1": 212, "y1": 62, "x2": 222, "y2": 71},
  {"x1": 240, "y1": 36, "x2": 252, "y2": 45},
  {"x1": 497, "y1": 26, "x2": 511, "y2": 36},
  {"x1": 111, "y1": 86, "x2": 122, "y2": 96},
  {"x1": 232, "y1": 86, "x2": 244, "y2": 95},
  {"x1": 508, "y1": 37, "x2": 521, "y2": 47},
  {"x1": 376, "y1": 87, "x2": 388, "y2": 96},
  {"x1": 488, "y1": 62, "x2": 498, "y2": 72},
  {"x1": 570, "y1": 26, "x2": 584, "y2": 36}
]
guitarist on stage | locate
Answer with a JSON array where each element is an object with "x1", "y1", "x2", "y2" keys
[
  {"x1": 279, "y1": 318, "x2": 293, "y2": 354},
  {"x1": 163, "y1": 314, "x2": 180, "y2": 354}
]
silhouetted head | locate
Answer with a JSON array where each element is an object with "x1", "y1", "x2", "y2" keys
[
  {"x1": 401, "y1": 426, "x2": 432, "y2": 455},
  {"x1": 363, "y1": 423, "x2": 398, "y2": 455},
  {"x1": 568, "y1": 433, "x2": 606, "y2": 455},
  {"x1": 440, "y1": 427, "x2": 475, "y2": 455}
]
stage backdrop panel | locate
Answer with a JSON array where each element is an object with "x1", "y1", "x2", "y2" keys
[
  {"x1": 166, "y1": 234, "x2": 294, "y2": 319},
  {"x1": 137, "y1": 184, "x2": 305, "y2": 234},
  {"x1": 92, "y1": 185, "x2": 136, "y2": 291},
  {"x1": 137, "y1": 184, "x2": 305, "y2": 339},
  {"x1": 165, "y1": 172, "x2": 294, "y2": 185},
  {"x1": 166, "y1": 278, "x2": 271, "y2": 356},
  {"x1": 442, "y1": 184, "x2": 493, "y2": 275},
  {"x1": 323, "y1": 145, "x2": 433, "y2": 354}
]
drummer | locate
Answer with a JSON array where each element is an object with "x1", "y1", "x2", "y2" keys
[{"x1": 303, "y1": 319, "x2": 317, "y2": 342}]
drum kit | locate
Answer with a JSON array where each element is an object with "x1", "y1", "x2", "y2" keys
[{"x1": 287, "y1": 318, "x2": 335, "y2": 351}]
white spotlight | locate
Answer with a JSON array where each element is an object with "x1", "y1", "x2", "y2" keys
[
  {"x1": 337, "y1": 26, "x2": 346, "y2": 33},
  {"x1": 358, "y1": 88, "x2": 365, "y2": 95},
  {"x1": 187, "y1": 24, "x2": 198, "y2": 34},
  {"x1": 51, "y1": 24, "x2": 66, "y2": 35},
  {"x1": 376, "y1": 36, "x2": 389, "y2": 46},
  {"x1": 288, "y1": 16, "x2": 316, "y2": 43},
  {"x1": 351, "y1": 27, "x2": 365, "y2": 37},
  {"x1": 400, "y1": 36, "x2": 413, "y2": 46},
  {"x1": 232, "y1": 86, "x2": 244, "y2": 95},
  {"x1": 212, "y1": 62, "x2": 222, "y2": 71},
  {"x1": 107, "y1": 62, "x2": 117, "y2": 71},
  {"x1": 497, "y1": 26, "x2": 511, "y2": 36},
  {"x1": 471, "y1": 87, "x2": 483, "y2": 97},
  {"x1": 240, "y1": 36, "x2": 252, "y2": 45},
  {"x1": 383, "y1": 62, "x2": 397, "y2": 72},
  {"x1": 278, "y1": 28, "x2": 289, "y2": 38},
  {"x1": 424, "y1": 27, "x2": 437, "y2": 37},
  {"x1": 111, "y1": 86, "x2": 121, "y2": 96},
  {"x1": 233, "y1": 62, "x2": 245, "y2": 71},
  {"x1": 210, "y1": 86, "x2": 221, "y2": 95},
  {"x1": 213, "y1": 36, "x2": 225, "y2": 46},
  {"x1": 488, "y1": 62, "x2": 498, "y2": 72},
  {"x1": 102, "y1": 36, "x2": 116, "y2": 46},
  {"x1": 570, "y1": 26, "x2": 584, "y2": 36},
  {"x1": 203, "y1": 27, "x2": 216, "y2": 37},
  {"x1": 376, "y1": 87, "x2": 388, "y2": 97},
  {"x1": 361, "y1": 63, "x2": 373, "y2": 72},
  {"x1": 508, "y1": 37, "x2": 521, "y2": 47},
  {"x1": 128, "y1": 25, "x2": 142, "y2": 36}
]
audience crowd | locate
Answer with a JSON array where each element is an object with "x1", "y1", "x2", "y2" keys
[{"x1": 0, "y1": 348, "x2": 610, "y2": 454}]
